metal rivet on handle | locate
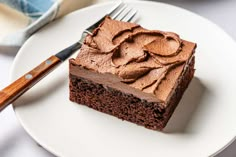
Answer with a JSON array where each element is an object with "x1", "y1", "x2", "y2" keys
[
  {"x1": 45, "y1": 59, "x2": 52, "y2": 65},
  {"x1": 25, "y1": 74, "x2": 33, "y2": 80}
]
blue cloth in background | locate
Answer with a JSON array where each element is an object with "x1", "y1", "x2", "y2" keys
[
  {"x1": 0, "y1": 0, "x2": 59, "y2": 47},
  {"x1": 0, "y1": 0, "x2": 104, "y2": 49},
  {"x1": 0, "y1": 0, "x2": 55, "y2": 18}
]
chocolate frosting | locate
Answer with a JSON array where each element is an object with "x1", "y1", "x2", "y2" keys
[{"x1": 76, "y1": 17, "x2": 196, "y2": 102}]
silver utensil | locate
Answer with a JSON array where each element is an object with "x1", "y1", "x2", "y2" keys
[{"x1": 0, "y1": 1, "x2": 137, "y2": 111}]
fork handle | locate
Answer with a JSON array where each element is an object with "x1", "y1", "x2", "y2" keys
[{"x1": 0, "y1": 56, "x2": 61, "y2": 111}]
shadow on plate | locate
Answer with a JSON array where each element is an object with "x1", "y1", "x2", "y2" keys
[
  {"x1": 13, "y1": 75, "x2": 67, "y2": 108},
  {"x1": 0, "y1": 125, "x2": 56, "y2": 157},
  {"x1": 164, "y1": 77, "x2": 209, "y2": 133}
]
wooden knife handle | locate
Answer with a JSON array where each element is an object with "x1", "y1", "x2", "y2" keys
[{"x1": 0, "y1": 55, "x2": 61, "y2": 111}]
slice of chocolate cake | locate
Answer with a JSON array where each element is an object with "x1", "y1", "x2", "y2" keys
[{"x1": 69, "y1": 17, "x2": 196, "y2": 130}]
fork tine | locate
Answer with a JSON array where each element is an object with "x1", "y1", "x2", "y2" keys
[
  {"x1": 106, "y1": 1, "x2": 124, "y2": 17},
  {"x1": 110, "y1": 4, "x2": 127, "y2": 19},
  {"x1": 114, "y1": 6, "x2": 137, "y2": 23},
  {"x1": 85, "y1": 1, "x2": 123, "y2": 31},
  {"x1": 124, "y1": 10, "x2": 137, "y2": 22},
  {"x1": 85, "y1": 1, "x2": 138, "y2": 33},
  {"x1": 119, "y1": 7, "x2": 133, "y2": 21}
]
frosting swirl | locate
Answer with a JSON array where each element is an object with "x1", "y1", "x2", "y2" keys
[{"x1": 76, "y1": 17, "x2": 196, "y2": 101}]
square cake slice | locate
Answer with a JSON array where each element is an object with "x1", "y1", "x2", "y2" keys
[{"x1": 69, "y1": 17, "x2": 196, "y2": 130}]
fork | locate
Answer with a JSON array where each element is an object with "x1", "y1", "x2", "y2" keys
[{"x1": 0, "y1": 1, "x2": 137, "y2": 111}]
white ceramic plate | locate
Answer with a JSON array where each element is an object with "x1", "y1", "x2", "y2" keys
[{"x1": 12, "y1": 1, "x2": 236, "y2": 157}]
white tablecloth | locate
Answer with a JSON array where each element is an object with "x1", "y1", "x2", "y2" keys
[{"x1": 0, "y1": 0, "x2": 236, "y2": 156}]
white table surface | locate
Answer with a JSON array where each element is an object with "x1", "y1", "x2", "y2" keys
[{"x1": 0, "y1": 0, "x2": 236, "y2": 156}]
